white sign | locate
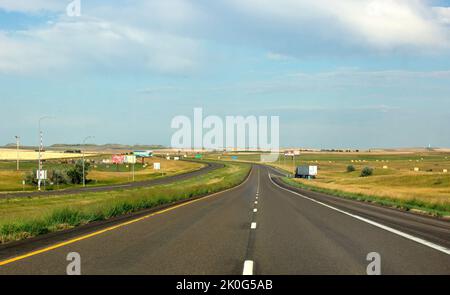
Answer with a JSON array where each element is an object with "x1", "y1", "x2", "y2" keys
[
  {"x1": 153, "y1": 163, "x2": 161, "y2": 170},
  {"x1": 174, "y1": 157, "x2": 180, "y2": 161},
  {"x1": 166, "y1": 156, "x2": 170, "y2": 160},
  {"x1": 36, "y1": 170, "x2": 47, "y2": 180},
  {"x1": 124, "y1": 155, "x2": 137, "y2": 164}
]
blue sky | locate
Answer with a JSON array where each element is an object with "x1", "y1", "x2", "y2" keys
[{"x1": 1, "y1": 0, "x2": 450, "y2": 149}]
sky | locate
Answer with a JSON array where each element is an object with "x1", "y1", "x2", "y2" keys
[{"x1": 0, "y1": 0, "x2": 450, "y2": 149}]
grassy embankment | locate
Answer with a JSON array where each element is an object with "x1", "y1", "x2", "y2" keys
[
  {"x1": 209, "y1": 151, "x2": 450, "y2": 217},
  {"x1": 0, "y1": 161, "x2": 251, "y2": 244},
  {"x1": 0, "y1": 157, "x2": 203, "y2": 192}
]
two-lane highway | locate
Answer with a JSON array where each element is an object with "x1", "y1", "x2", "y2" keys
[{"x1": 0, "y1": 165, "x2": 449, "y2": 274}]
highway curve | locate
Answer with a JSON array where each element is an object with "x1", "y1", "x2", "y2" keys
[
  {"x1": 0, "y1": 161, "x2": 222, "y2": 199},
  {"x1": 0, "y1": 165, "x2": 449, "y2": 274}
]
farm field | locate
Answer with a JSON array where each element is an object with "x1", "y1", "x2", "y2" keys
[
  {"x1": 0, "y1": 154, "x2": 203, "y2": 192},
  {"x1": 0, "y1": 148, "x2": 95, "y2": 160},
  {"x1": 208, "y1": 150, "x2": 450, "y2": 216}
]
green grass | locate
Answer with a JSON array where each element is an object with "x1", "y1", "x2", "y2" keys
[
  {"x1": 281, "y1": 177, "x2": 450, "y2": 217},
  {"x1": 0, "y1": 162, "x2": 251, "y2": 244}
]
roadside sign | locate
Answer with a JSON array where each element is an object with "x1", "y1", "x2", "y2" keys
[
  {"x1": 112, "y1": 155, "x2": 125, "y2": 164},
  {"x1": 134, "y1": 150, "x2": 153, "y2": 158},
  {"x1": 154, "y1": 163, "x2": 161, "y2": 170},
  {"x1": 195, "y1": 154, "x2": 202, "y2": 159},
  {"x1": 174, "y1": 157, "x2": 180, "y2": 161},
  {"x1": 36, "y1": 170, "x2": 47, "y2": 180},
  {"x1": 124, "y1": 155, "x2": 137, "y2": 164}
]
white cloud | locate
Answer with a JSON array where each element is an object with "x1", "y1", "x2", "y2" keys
[
  {"x1": 433, "y1": 6, "x2": 450, "y2": 24},
  {"x1": 0, "y1": 0, "x2": 64, "y2": 13},
  {"x1": 266, "y1": 52, "x2": 291, "y2": 61},
  {"x1": 229, "y1": 0, "x2": 450, "y2": 50},
  {"x1": 0, "y1": 16, "x2": 202, "y2": 74},
  {"x1": 227, "y1": 69, "x2": 450, "y2": 95},
  {"x1": 1, "y1": 1, "x2": 449, "y2": 75}
]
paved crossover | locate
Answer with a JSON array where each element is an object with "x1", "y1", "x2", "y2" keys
[{"x1": 0, "y1": 165, "x2": 449, "y2": 274}]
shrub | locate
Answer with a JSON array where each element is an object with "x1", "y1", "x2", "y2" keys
[
  {"x1": 360, "y1": 167, "x2": 373, "y2": 177},
  {"x1": 25, "y1": 169, "x2": 38, "y2": 185},
  {"x1": 50, "y1": 170, "x2": 67, "y2": 185},
  {"x1": 67, "y1": 160, "x2": 90, "y2": 184},
  {"x1": 346, "y1": 165, "x2": 355, "y2": 172}
]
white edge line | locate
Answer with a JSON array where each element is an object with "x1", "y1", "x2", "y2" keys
[
  {"x1": 268, "y1": 173, "x2": 450, "y2": 255},
  {"x1": 243, "y1": 260, "x2": 254, "y2": 275}
]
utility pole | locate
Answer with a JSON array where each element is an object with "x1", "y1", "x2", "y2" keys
[
  {"x1": 38, "y1": 116, "x2": 53, "y2": 191},
  {"x1": 292, "y1": 154, "x2": 295, "y2": 177},
  {"x1": 15, "y1": 136, "x2": 20, "y2": 171},
  {"x1": 82, "y1": 136, "x2": 94, "y2": 187}
]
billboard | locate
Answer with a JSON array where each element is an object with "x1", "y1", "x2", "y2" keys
[
  {"x1": 36, "y1": 170, "x2": 47, "y2": 180},
  {"x1": 112, "y1": 155, "x2": 125, "y2": 164},
  {"x1": 153, "y1": 163, "x2": 161, "y2": 170},
  {"x1": 134, "y1": 150, "x2": 153, "y2": 158},
  {"x1": 124, "y1": 155, "x2": 137, "y2": 164}
]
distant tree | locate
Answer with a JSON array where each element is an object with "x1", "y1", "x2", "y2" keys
[
  {"x1": 346, "y1": 165, "x2": 355, "y2": 172},
  {"x1": 360, "y1": 167, "x2": 373, "y2": 177},
  {"x1": 66, "y1": 160, "x2": 90, "y2": 184}
]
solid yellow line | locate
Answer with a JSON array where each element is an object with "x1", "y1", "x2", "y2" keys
[{"x1": 0, "y1": 167, "x2": 253, "y2": 267}]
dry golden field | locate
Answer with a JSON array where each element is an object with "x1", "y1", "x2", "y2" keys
[
  {"x1": 210, "y1": 150, "x2": 450, "y2": 214},
  {"x1": 0, "y1": 148, "x2": 97, "y2": 160}
]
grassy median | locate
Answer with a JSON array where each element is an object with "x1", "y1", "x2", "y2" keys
[{"x1": 0, "y1": 161, "x2": 251, "y2": 244}]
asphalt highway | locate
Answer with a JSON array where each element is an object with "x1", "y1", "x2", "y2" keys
[{"x1": 0, "y1": 165, "x2": 449, "y2": 274}]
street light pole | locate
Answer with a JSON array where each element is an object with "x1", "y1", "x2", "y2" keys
[
  {"x1": 38, "y1": 116, "x2": 53, "y2": 191},
  {"x1": 82, "y1": 136, "x2": 94, "y2": 187},
  {"x1": 15, "y1": 136, "x2": 20, "y2": 171}
]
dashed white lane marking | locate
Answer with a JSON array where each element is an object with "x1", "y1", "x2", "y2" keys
[
  {"x1": 268, "y1": 173, "x2": 450, "y2": 255},
  {"x1": 254, "y1": 201, "x2": 258, "y2": 204},
  {"x1": 251, "y1": 222, "x2": 257, "y2": 229},
  {"x1": 256, "y1": 196, "x2": 258, "y2": 200},
  {"x1": 253, "y1": 208, "x2": 257, "y2": 213},
  {"x1": 243, "y1": 260, "x2": 254, "y2": 275}
]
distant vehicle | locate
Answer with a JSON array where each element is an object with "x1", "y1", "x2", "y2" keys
[{"x1": 295, "y1": 165, "x2": 318, "y2": 178}]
